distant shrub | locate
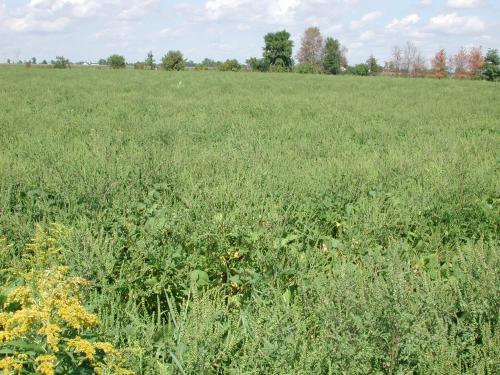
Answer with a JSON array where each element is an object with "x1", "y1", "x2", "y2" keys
[
  {"x1": 269, "y1": 64, "x2": 288, "y2": 73},
  {"x1": 219, "y1": 59, "x2": 241, "y2": 72},
  {"x1": 349, "y1": 63, "x2": 370, "y2": 76},
  {"x1": 194, "y1": 64, "x2": 208, "y2": 71},
  {"x1": 366, "y1": 55, "x2": 383, "y2": 75},
  {"x1": 145, "y1": 51, "x2": 155, "y2": 70},
  {"x1": 134, "y1": 62, "x2": 145, "y2": 70},
  {"x1": 107, "y1": 54, "x2": 126, "y2": 69},
  {"x1": 162, "y1": 51, "x2": 185, "y2": 71},
  {"x1": 246, "y1": 57, "x2": 269, "y2": 72},
  {"x1": 294, "y1": 63, "x2": 322, "y2": 74},
  {"x1": 53, "y1": 56, "x2": 70, "y2": 69}
]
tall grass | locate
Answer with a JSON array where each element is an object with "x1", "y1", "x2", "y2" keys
[{"x1": 0, "y1": 67, "x2": 498, "y2": 373}]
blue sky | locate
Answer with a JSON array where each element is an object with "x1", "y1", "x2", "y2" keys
[{"x1": 0, "y1": 0, "x2": 498, "y2": 64}]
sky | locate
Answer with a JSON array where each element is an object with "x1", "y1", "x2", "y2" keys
[{"x1": 0, "y1": 0, "x2": 498, "y2": 64}]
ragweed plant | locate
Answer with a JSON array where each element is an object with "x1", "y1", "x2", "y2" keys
[{"x1": 0, "y1": 225, "x2": 133, "y2": 374}]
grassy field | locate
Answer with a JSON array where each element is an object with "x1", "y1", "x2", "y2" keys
[{"x1": 0, "y1": 67, "x2": 499, "y2": 374}]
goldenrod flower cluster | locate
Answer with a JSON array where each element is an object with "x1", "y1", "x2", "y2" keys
[{"x1": 0, "y1": 225, "x2": 134, "y2": 374}]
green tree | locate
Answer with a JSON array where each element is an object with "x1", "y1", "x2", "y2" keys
[
  {"x1": 263, "y1": 30, "x2": 294, "y2": 70},
  {"x1": 322, "y1": 37, "x2": 342, "y2": 74},
  {"x1": 366, "y1": 55, "x2": 382, "y2": 75},
  {"x1": 246, "y1": 57, "x2": 269, "y2": 72},
  {"x1": 349, "y1": 63, "x2": 370, "y2": 76},
  {"x1": 201, "y1": 58, "x2": 216, "y2": 67},
  {"x1": 53, "y1": 56, "x2": 70, "y2": 69},
  {"x1": 31, "y1": 57, "x2": 37, "y2": 65},
  {"x1": 107, "y1": 54, "x2": 126, "y2": 69},
  {"x1": 162, "y1": 50, "x2": 185, "y2": 71},
  {"x1": 219, "y1": 59, "x2": 242, "y2": 72},
  {"x1": 481, "y1": 49, "x2": 499, "y2": 81},
  {"x1": 98, "y1": 58, "x2": 107, "y2": 65},
  {"x1": 145, "y1": 51, "x2": 155, "y2": 70}
]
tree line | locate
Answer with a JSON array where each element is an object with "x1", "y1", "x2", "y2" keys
[{"x1": 7, "y1": 26, "x2": 499, "y2": 81}]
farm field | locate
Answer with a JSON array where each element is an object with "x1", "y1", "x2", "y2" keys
[{"x1": 0, "y1": 67, "x2": 499, "y2": 374}]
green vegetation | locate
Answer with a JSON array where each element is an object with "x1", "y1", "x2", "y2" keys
[
  {"x1": 263, "y1": 30, "x2": 294, "y2": 71},
  {"x1": 0, "y1": 67, "x2": 498, "y2": 374},
  {"x1": 322, "y1": 37, "x2": 343, "y2": 75},
  {"x1": 482, "y1": 48, "x2": 500, "y2": 82},
  {"x1": 162, "y1": 51, "x2": 185, "y2": 71},
  {"x1": 108, "y1": 55, "x2": 126, "y2": 69},
  {"x1": 218, "y1": 59, "x2": 242, "y2": 72},
  {"x1": 52, "y1": 56, "x2": 70, "y2": 69},
  {"x1": 145, "y1": 51, "x2": 155, "y2": 70}
]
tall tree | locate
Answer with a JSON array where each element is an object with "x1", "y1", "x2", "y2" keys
[
  {"x1": 162, "y1": 50, "x2": 185, "y2": 71},
  {"x1": 322, "y1": 37, "x2": 342, "y2": 74},
  {"x1": 467, "y1": 47, "x2": 484, "y2": 79},
  {"x1": 432, "y1": 49, "x2": 448, "y2": 79},
  {"x1": 366, "y1": 55, "x2": 382, "y2": 75},
  {"x1": 145, "y1": 51, "x2": 155, "y2": 70},
  {"x1": 263, "y1": 30, "x2": 294, "y2": 70},
  {"x1": 481, "y1": 49, "x2": 499, "y2": 81},
  {"x1": 452, "y1": 47, "x2": 468, "y2": 79},
  {"x1": 340, "y1": 46, "x2": 348, "y2": 69},
  {"x1": 389, "y1": 46, "x2": 403, "y2": 75},
  {"x1": 297, "y1": 27, "x2": 323, "y2": 66},
  {"x1": 403, "y1": 41, "x2": 426, "y2": 76}
]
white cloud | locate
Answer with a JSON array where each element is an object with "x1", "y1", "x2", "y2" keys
[
  {"x1": 447, "y1": 0, "x2": 483, "y2": 8},
  {"x1": 350, "y1": 11, "x2": 383, "y2": 30},
  {"x1": 420, "y1": 0, "x2": 432, "y2": 5},
  {"x1": 178, "y1": 0, "x2": 360, "y2": 28},
  {"x1": 0, "y1": 0, "x2": 158, "y2": 32},
  {"x1": 3, "y1": 16, "x2": 70, "y2": 32},
  {"x1": 117, "y1": 0, "x2": 159, "y2": 20},
  {"x1": 359, "y1": 30, "x2": 375, "y2": 41},
  {"x1": 203, "y1": 0, "x2": 300, "y2": 23},
  {"x1": 325, "y1": 23, "x2": 343, "y2": 33},
  {"x1": 385, "y1": 14, "x2": 420, "y2": 30},
  {"x1": 269, "y1": 0, "x2": 300, "y2": 23},
  {"x1": 347, "y1": 41, "x2": 363, "y2": 51},
  {"x1": 427, "y1": 12, "x2": 485, "y2": 34},
  {"x1": 205, "y1": 0, "x2": 247, "y2": 21}
]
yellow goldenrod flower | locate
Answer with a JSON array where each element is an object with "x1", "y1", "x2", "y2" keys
[
  {"x1": 95, "y1": 342, "x2": 119, "y2": 356},
  {"x1": 0, "y1": 355, "x2": 23, "y2": 374},
  {"x1": 38, "y1": 323, "x2": 62, "y2": 352},
  {"x1": 0, "y1": 227, "x2": 133, "y2": 374},
  {"x1": 36, "y1": 355, "x2": 57, "y2": 375},
  {"x1": 67, "y1": 337, "x2": 96, "y2": 360},
  {"x1": 6, "y1": 286, "x2": 33, "y2": 307},
  {"x1": 57, "y1": 298, "x2": 99, "y2": 329}
]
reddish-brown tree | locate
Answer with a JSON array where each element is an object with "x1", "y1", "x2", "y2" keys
[
  {"x1": 467, "y1": 47, "x2": 484, "y2": 79},
  {"x1": 297, "y1": 27, "x2": 324, "y2": 66},
  {"x1": 389, "y1": 46, "x2": 403, "y2": 75},
  {"x1": 432, "y1": 49, "x2": 448, "y2": 79},
  {"x1": 453, "y1": 47, "x2": 469, "y2": 79}
]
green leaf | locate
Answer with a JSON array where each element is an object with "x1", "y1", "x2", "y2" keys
[
  {"x1": 190, "y1": 270, "x2": 209, "y2": 287},
  {"x1": 6, "y1": 339, "x2": 45, "y2": 353}
]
